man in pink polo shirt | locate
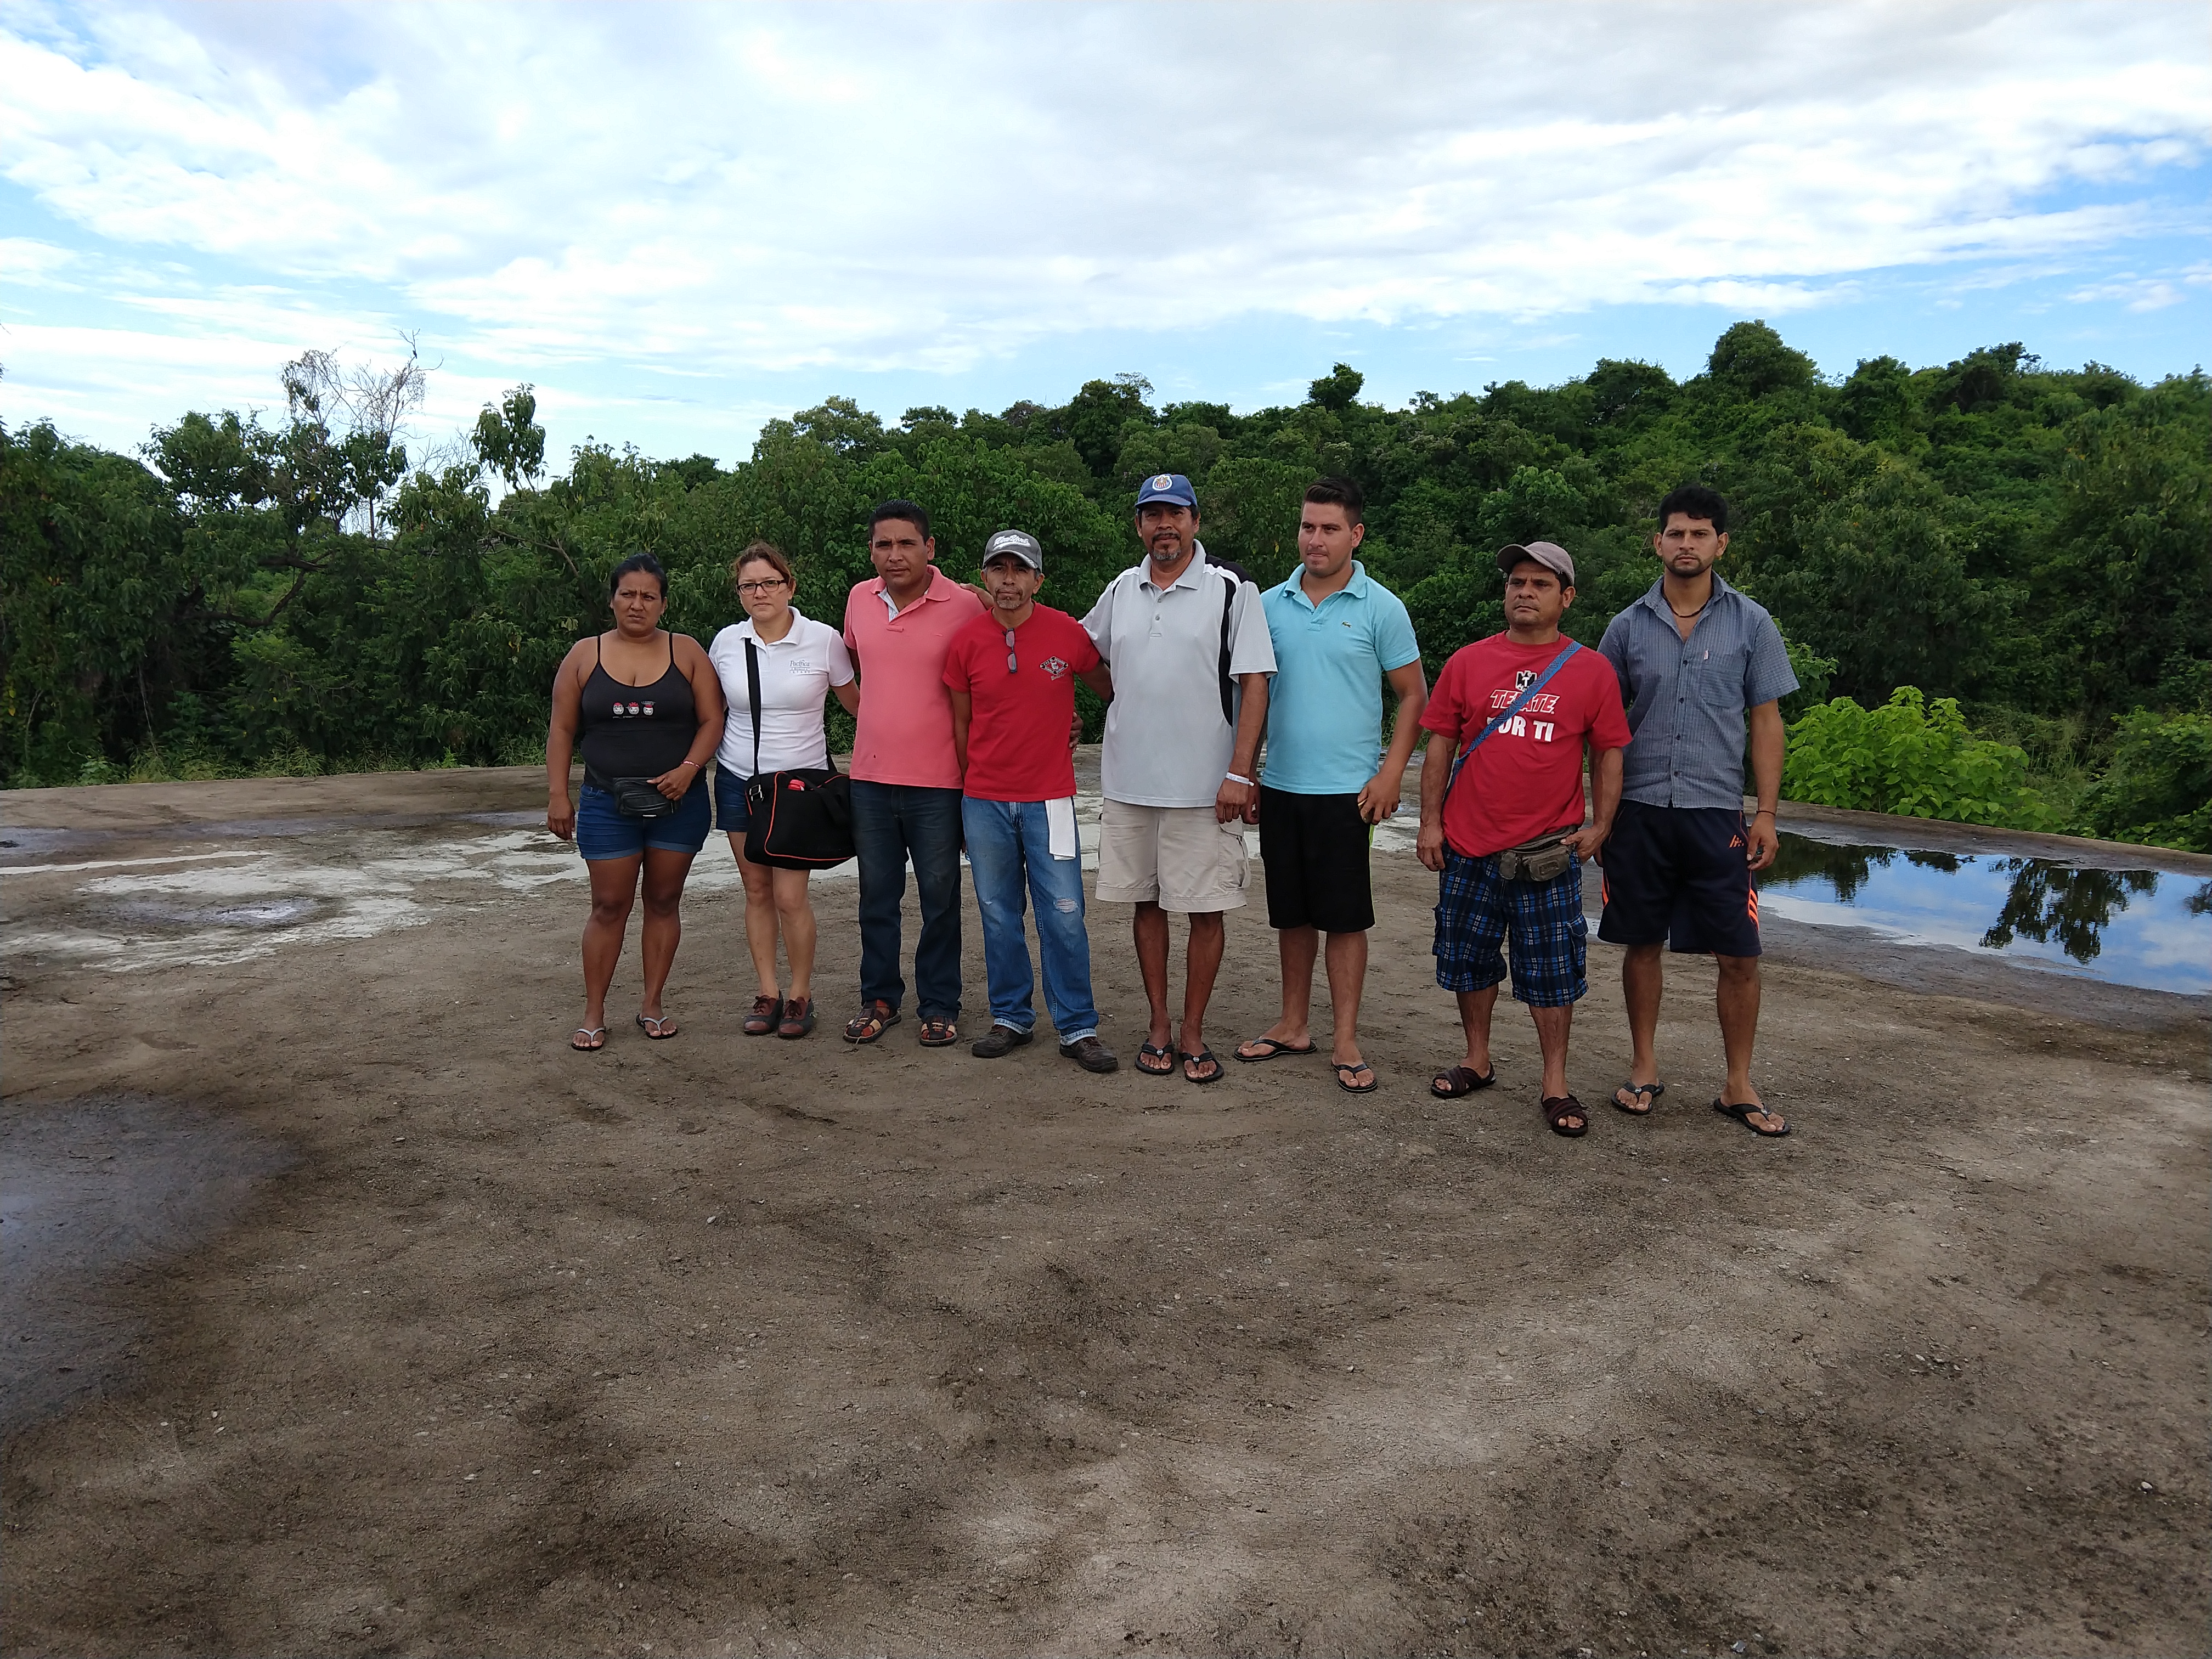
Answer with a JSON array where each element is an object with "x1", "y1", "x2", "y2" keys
[{"x1": 840, "y1": 499, "x2": 986, "y2": 1047}]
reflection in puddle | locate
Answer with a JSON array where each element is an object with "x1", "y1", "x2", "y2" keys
[{"x1": 1759, "y1": 834, "x2": 2210, "y2": 994}]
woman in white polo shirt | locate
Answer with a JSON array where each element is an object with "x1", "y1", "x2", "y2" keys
[{"x1": 708, "y1": 543, "x2": 860, "y2": 1040}]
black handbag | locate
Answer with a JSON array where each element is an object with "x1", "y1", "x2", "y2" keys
[{"x1": 740, "y1": 639, "x2": 856, "y2": 870}]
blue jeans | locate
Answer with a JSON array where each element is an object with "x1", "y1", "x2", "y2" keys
[
  {"x1": 961, "y1": 797, "x2": 1099, "y2": 1042},
  {"x1": 850, "y1": 781, "x2": 963, "y2": 1022}
]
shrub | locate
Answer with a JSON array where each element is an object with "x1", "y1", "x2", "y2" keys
[
  {"x1": 1782, "y1": 687, "x2": 2056, "y2": 828},
  {"x1": 2077, "y1": 710, "x2": 2212, "y2": 852}
]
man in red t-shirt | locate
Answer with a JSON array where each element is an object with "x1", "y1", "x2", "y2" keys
[
  {"x1": 1415, "y1": 541, "x2": 1629, "y2": 1138},
  {"x1": 944, "y1": 529, "x2": 1118, "y2": 1074}
]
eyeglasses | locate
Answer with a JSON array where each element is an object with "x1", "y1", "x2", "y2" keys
[
  {"x1": 737, "y1": 578, "x2": 787, "y2": 595},
  {"x1": 1005, "y1": 628, "x2": 1019, "y2": 674}
]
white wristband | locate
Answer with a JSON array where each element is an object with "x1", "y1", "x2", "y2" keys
[{"x1": 1224, "y1": 772, "x2": 1253, "y2": 787}]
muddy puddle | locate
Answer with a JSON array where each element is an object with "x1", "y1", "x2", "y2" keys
[
  {"x1": 1758, "y1": 829, "x2": 2211, "y2": 994},
  {"x1": 0, "y1": 1096, "x2": 291, "y2": 1439}
]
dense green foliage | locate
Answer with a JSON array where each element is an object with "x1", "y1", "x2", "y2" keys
[
  {"x1": 4, "y1": 323, "x2": 2207, "y2": 847},
  {"x1": 1781, "y1": 689, "x2": 2055, "y2": 830}
]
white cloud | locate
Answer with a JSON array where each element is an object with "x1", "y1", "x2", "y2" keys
[
  {"x1": 2066, "y1": 263, "x2": 2212, "y2": 312},
  {"x1": 0, "y1": 0, "x2": 2205, "y2": 445}
]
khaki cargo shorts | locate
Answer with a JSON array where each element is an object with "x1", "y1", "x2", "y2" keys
[{"x1": 1096, "y1": 799, "x2": 1251, "y2": 913}]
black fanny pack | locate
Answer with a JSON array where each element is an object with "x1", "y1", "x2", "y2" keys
[
  {"x1": 599, "y1": 774, "x2": 679, "y2": 820},
  {"x1": 1496, "y1": 831, "x2": 1575, "y2": 883}
]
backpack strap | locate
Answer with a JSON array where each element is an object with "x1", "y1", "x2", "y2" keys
[{"x1": 1215, "y1": 563, "x2": 1237, "y2": 726}]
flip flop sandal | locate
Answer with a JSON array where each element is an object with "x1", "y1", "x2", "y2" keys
[
  {"x1": 844, "y1": 1003, "x2": 901, "y2": 1043},
  {"x1": 1429, "y1": 1065, "x2": 1496, "y2": 1099},
  {"x1": 1612, "y1": 1080, "x2": 1666, "y2": 1115},
  {"x1": 918, "y1": 1018, "x2": 960, "y2": 1048},
  {"x1": 1136, "y1": 1043, "x2": 1176, "y2": 1076},
  {"x1": 571, "y1": 1026, "x2": 606, "y2": 1052},
  {"x1": 1333, "y1": 1061, "x2": 1378, "y2": 1094},
  {"x1": 1542, "y1": 1094, "x2": 1588, "y2": 1138},
  {"x1": 776, "y1": 997, "x2": 816, "y2": 1040},
  {"x1": 1715, "y1": 1097, "x2": 1790, "y2": 1137},
  {"x1": 1235, "y1": 1037, "x2": 1317, "y2": 1063},
  {"x1": 743, "y1": 994, "x2": 783, "y2": 1036},
  {"x1": 1179, "y1": 1048, "x2": 1225, "y2": 1085},
  {"x1": 636, "y1": 1013, "x2": 679, "y2": 1040}
]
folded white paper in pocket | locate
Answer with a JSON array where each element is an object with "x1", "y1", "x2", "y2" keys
[{"x1": 1046, "y1": 796, "x2": 1078, "y2": 860}]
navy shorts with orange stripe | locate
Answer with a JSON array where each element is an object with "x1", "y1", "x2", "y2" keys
[{"x1": 1596, "y1": 800, "x2": 1762, "y2": 957}]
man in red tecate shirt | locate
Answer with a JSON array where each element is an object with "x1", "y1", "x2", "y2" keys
[
  {"x1": 1415, "y1": 541, "x2": 1629, "y2": 1139},
  {"x1": 944, "y1": 530, "x2": 1118, "y2": 1075}
]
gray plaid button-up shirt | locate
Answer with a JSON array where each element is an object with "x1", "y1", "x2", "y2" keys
[{"x1": 1598, "y1": 575, "x2": 1798, "y2": 810}]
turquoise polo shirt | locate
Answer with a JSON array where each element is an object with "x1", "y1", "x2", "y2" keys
[{"x1": 1259, "y1": 560, "x2": 1422, "y2": 795}]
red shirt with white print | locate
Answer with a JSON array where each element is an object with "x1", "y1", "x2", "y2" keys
[{"x1": 1420, "y1": 634, "x2": 1630, "y2": 859}]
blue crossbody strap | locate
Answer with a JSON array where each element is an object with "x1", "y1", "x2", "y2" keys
[{"x1": 1443, "y1": 639, "x2": 1582, "y2": 800}]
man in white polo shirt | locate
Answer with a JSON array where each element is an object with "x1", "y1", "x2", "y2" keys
[{"x1": 1081, "y1": 472, "x2": 1276, "y2": 1085}]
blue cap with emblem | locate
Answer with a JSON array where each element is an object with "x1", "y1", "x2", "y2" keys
[{"x1": 1134, "y1": 472, "x2": 1198, "y2": 510}]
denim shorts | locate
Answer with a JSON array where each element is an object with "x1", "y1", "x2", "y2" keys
[
  {"x1": 712, "y1": 766, "x2": 752, "y2": 837},
  {"x1": 1432, "y1": 845, "x2": 1587, "y2": 1006},
  {"x1": 575, "y1": 777, "x2": 712, "y2": 861}
]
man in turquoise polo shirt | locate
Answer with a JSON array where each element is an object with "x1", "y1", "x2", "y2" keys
[{"x1": 1235, "y1": 477, "x2": 1427, "y2": 1093}]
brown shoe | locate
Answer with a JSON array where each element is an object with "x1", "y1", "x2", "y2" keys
[
  {"x1": 1059, "y1": 1036, "x2": 1119, "y2": 1073},
  {"x1": 776, "y1": 997, "x2": 816, "y2": 1040},
  {"x1": 969, "y1": 1023, "x2": 1033, "y2": 1058},
  {"x1": 743, "y1": 994, "x2": 782, "y2": 1036}
]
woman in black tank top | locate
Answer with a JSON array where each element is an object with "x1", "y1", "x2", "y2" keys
[{"x1": 546, "y1": 554, "x2": 726, "y2": 1050}]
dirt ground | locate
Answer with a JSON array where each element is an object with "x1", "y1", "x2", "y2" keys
[{"x1": 3, "y1": 763, "x2": 2206, "y2": 1658}]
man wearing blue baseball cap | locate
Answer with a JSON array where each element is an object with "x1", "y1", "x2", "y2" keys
[{"x1": 1081, "y1": 473, "x2": 1276, "y2": 1085}]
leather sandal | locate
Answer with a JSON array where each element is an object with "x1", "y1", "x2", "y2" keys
[
  {"x1": 844, "y1": 1001, "x2": 900, "y2": 1043},
  {"x1": 1430, "y1": 1065, "x2": 1496, "y2": 1098},
  {"x1": 1542, "y1": 1094, "x2": 1588, "y2": 1137}
]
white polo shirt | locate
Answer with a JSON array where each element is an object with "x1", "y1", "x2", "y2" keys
[
  {"x1": 708, "y1": 610, "x2": 854, "y2": 777},
  {"x1": 1082, "y1": 554, "x2": 1277, "y2": 808}
]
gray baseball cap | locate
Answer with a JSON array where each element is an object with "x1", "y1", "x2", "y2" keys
[
  {"x1": 1496, "y1": 540, "x2": 1575, "y2": 585},
  {"x1": 981, "y1": 528, "x2": 1043, "y2": 572}
]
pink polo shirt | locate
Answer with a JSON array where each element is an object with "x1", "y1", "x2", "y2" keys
[{"x1": 842, "y1": 567, "x2": 986, "y2": 787}]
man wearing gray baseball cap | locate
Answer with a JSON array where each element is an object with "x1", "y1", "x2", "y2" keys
[
  {"x1": 1414, "y1": 540, "x2": 1630, "y2": 1138},
  {"x1": 943, "y1": 529, "x2": 1117, "y2": 1073}
]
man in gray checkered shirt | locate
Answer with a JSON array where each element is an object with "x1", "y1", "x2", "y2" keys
[{"x1": 1596, "y1": 484, "x2": 1798, "y2": 1139}]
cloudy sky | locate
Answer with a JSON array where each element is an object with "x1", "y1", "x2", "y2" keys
[{"x1": 2, "y1": 1, "x2": 2206, "y2": 467}]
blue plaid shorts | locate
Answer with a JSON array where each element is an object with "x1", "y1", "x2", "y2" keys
[{"x1": 1432, "y1": 846, "x2": 1587, "y2": 1006}]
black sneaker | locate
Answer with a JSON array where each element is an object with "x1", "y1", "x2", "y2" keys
[
  {"x1": 970, "y1": 1023, "x2": 1034, "y2": 1059},
  {"x1": 1059, "y1": 1035, "x2": 1119, "y2": 1074}
]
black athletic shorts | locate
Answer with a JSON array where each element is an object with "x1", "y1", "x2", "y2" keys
[
  {"x1": 1596, "y1": 799, "x2": 1762, "y2": 957},
  {"x1": 1258, "y1": 786, "x2": 1375, "y2": 933}
]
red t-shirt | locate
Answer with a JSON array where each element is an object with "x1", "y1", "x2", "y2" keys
[
  {"x1": 1420, "y1": 634, "x2": 1631, "y2": 859},
  {"x1": 942, "y1": 604, "x2": 1101, "y2": 802}
]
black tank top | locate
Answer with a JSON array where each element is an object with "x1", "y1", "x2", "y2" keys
[{"x1": 579, "y1": 634, "x2": 696, "y2": 788}]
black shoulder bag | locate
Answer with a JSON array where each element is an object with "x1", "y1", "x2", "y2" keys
[{"x1": 740, "y1": 638, "x2": 855, "y2": 870}]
